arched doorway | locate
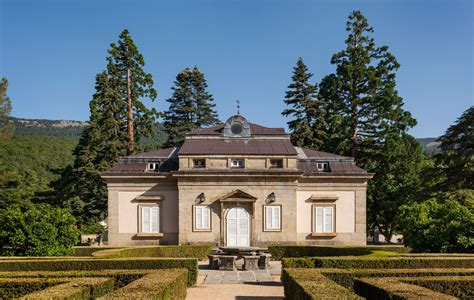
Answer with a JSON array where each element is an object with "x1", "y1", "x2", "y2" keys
[{"x1": 226, "y1": 207, "x2": 250, "y2": 247}]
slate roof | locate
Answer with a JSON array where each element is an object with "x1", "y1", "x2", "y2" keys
[
  {"x1": 179, "y1": 139, "x2": 298, "y2": 155},
  {"x1": 189, "y1": 123, "x2": 286, "y2": 136}
]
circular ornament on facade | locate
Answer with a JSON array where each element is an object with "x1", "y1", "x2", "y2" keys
[{"x1": 231, "y1": 122, "x2": 243, "y2": 134}]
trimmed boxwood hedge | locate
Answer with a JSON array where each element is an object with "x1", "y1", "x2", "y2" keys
[
  {"x1": 92, "y1": 245, "x2": 212, "y2": 260},
  {"x1": 354, "y1": 277, "x2": 456, "y2": 300},
  {"x1": 0, "y1": 278, "x2": 64, "y2": 299},
  {"x1": 73, "y1": 247, "x2": 119, "y2": 257},
  {"x1": 0, "y1": 258, "x2": 198, "y2": 286},
  {"x1": 402, "y1": 276, "x2": 474, "y2": 299},
  {"x1": 281, "y1": 268, "x2": 361, "y2": 299},
  {"x1": 102, "y1": 269, "x2": 188, "y2": 300},
  {"x1": 20, "y1": 277, "x2": 115, "y2": 299},
  {"x1": 282, "y1": 256, "x2": 474, "y2": 269},
  {"x1": 268, "y1": 245, "x2": 408, "y2": 259}
]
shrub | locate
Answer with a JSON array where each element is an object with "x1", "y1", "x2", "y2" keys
[
  {"x1": 282, "y1": 257, "x2": 474, "y2": 269},
  {"x1": 0, "y1": 204, "x2": 80, "y2": 256},
  {"x1": 92, "y1": 245, "x2": 212, "y2": 260},
  {"x1": 397, "y1": 193, "x2": 474, "y2": 253},
  {"x1": 0, "y1": 258, "x2": 198, "y2": 286},
  {"x1": 281, "y1": 268, "x2": 361, "y2": 299},
  {"x1": 268, "y1": 245, "x2": 408, "y2": 260},
  {"x1": 73, "y1": 247, "x2": 119, "y2": 257},
  {"x1": 354, "y1": 277, "x2": 457, "y2": 299},
  {"x1": 103, "y1": 269, "x2": 187, "y2": 299},
  {"x1": 403, "y1": 276, "x2": 474, "y2": 299},
  {"x1": 20, "y1": 277, "x2": 115, "y2": 299},
  {"x1": 0, "y1": 278, "x2": 63, "y2": 298}
]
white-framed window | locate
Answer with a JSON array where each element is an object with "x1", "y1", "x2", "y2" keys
[
  {"x1": 316, "y1": 162, "x2": 329, "y2": 172},
  {"x1": 270, "y1": 159, "x2": 283, "y2": 168},
  {"x1": 193, "y1": 159, "x2": 206, "y2": 168},
  {"x1": 147, "y1": 163, "x2": 160, "y2": 171},
  {"x1": 313, "y1": 205, "x2": 335, "y2": 233},
  {"x1": 194, "y1": 205, "x2": 211, "y2": 231},
  {"x1": 140, "y1": 206, "x2": 160, "y2": 233},
  {"x1": 231, "y1": 159, "x2": 245, "y2": 168},
  {"x1": 264, "y1": 205, "x2": 281, "y2": 231}
]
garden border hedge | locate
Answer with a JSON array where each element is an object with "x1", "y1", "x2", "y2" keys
[
  {"x1": 268, "y1": 245, "x2": 408, "y2": 259},
  {"x1": 402, "y1": 276, "x2": 474, "y2": 299},
  {"x1": 0, "y1": 258, "x2": 198, "y2": 286},
  {"x1": 0, "y1": 278, "x2": 66, "y2": 298},
  {"x1": 92, "y1": 245, "x2": 212, "y2": 260}
]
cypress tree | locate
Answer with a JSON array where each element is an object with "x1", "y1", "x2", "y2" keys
[
  {"x1": 163, "y1": 67, "x2": 219, "y2": 147},
  {"x1": 0, "y1": 77, "x2": 14, "y2": 139},
  {"x1": 318, "y1": 11, "x2": 416, "y2": 160},
  {"x1": 282, "y1": 58, "x2": 319, "y2": 148},
  {"x1": 107, "y1": 29, "x2": 157, "y2": 155}
]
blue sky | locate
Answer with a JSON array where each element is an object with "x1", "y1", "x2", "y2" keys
[{"x1": 1, "y1": 0, "x2": 472, "y2": 138}]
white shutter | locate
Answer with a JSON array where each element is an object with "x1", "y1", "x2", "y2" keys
[
  {"x1": 151, "y1": 207, "x2": 159, "y2": 233},
  {"x1": 266, "y1": 206, "x2": 273, "y2": 229},
  {"x1": 142, "y1": 207, "x2": 151, "y2": 233},
  {"x1": 203, "y1": 207, "x2": 210, "y2": 229},
  {"x1": 324, "y1": 207, "x2": 333, "y2": 233},
  {"x1": 315, "y1": 207, "x2": 324, "y2": 233},
  {"x1": 273, "y1": 206, "x2": 280, "y2": 229},
  {"x1": 195, "y1": 207, "x2": 202, "y2": 229}
]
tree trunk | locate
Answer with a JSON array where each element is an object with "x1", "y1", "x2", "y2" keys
[{"x1": 127, "y1": 67, "x2": 134, "y2": 155}]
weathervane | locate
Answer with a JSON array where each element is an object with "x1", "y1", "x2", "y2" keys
[{"x1": 236, "y1": 100, "x2": 240, "y2": 114}]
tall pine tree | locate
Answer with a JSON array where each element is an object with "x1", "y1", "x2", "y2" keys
[
  {"x1": 164, "y1": 67, "x2": 219, "y2": 147},
  {"x1": 0, "y1": 77, "x2": 14, "y2": 139},
  {"x1": 282, "y1": 58, "x2": 326, "y2": 149},
  {"x1": 319, "y1": 11, "x2": 416, "y2": 161},
  {"x1": 107, "y1": 29, "x2": 157, "y2": 155}
]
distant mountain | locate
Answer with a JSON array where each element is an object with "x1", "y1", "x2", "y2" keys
[{"x1": 417, "y1": 137, "x2": 441, "y2": 153}]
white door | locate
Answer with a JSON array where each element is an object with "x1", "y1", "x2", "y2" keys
[{"x1": 226, "y1": 207, "x2": 250, "y2": 247}]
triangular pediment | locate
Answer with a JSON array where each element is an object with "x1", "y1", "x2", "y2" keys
[{"x1": 218, "y1": 189, "x2": 257, "y2": 202}]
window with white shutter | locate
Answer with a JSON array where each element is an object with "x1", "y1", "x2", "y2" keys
[
  {"x1": 313, "y1": 205, "x2": 335, "y2": 233},
  {"x1": 194, "y1": 206, "x2": 211, "y2": 231},
  {"x1": 141, "y1": 206, "x2": 160, "y2": 233},
  {"x1": 264, "y1": 205, "x2": 281, "y2": 231}
]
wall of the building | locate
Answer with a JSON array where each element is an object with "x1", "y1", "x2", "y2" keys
[{"x1": 107, "y1": 178, "x2": 179, "y2": 246}]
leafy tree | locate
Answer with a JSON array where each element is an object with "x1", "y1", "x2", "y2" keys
[
  {"x1": 397, "y1": 191, "x2": 474, "y2": 253},
  {"x1": 0, "y1": 77, "x2": 15, "y2": 139},
  {"x1": 282, "y1": 58, "x2": 326, "y2": 148},
  {"x1": 0, "y1": 204, "x2": 79, "y2": 256},
  {"x1": 318, "y1": 11, "x2": 416, "y2": 160},
  {"x1": 107, "y1": 29, "x2": 157, "y2": 155},
  {"x1": 435, "y1": 106, "x2": 473, "y2": 191},
  {"x1": 367, "y1": 133, "x2": 425, "y2": 242},
  {"x1": 164, "y1": 67, "x2": 219, "y2": 147}
]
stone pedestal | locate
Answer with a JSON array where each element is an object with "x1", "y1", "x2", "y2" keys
[
  {"x1": 243, "y1": 255, "x2": 260, "y2": 271},
  {"x1": 219, "y1": 255, "x2": 237, "y2": 271},
  {"x1": 208, "y1": 254, "x2": 220, "y2": 270},
  {"x1": 258, "y1": 253, "x2": 271, "y2": 269}
]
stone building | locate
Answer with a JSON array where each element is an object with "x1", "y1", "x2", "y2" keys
[{"x1": 103, "y1": 114, "x2": 372, "y2": 247}]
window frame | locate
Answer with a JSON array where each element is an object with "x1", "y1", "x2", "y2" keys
[
  {"x1": 231, "y1": 159, "x2": 245, "y2": 169},
  {"x1": 269, "y1": 159, "x2": 284, "y2": 169},
  {"x1": 263, "y1": 204, "x2": 282, "y2": 232},
  {"x1": 147, "y1": 162, "x2": 160, "y2": 171},
  {"x1": 137, "y1": 204, "x2": 161, "y2": 236},
  {"x1": 193, "y1": 205, "x2": 212, "y2": 232},
  {"x1": 311, "y1": 204, "x2": 336, "y2": 236},
  {"x1": 193, "y1": 159, "x2": 206, "y2": 169},
  {"x1": 316, "y1": 162, "x2": 329, "y2": 172}
]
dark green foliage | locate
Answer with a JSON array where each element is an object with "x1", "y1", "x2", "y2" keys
[
  {"x1": 282, "y1": 58, "x2": 326, "y2": 149},
  {"x1": 92, "y1": 245, "x2": 213, "y2": 260},
  {"x1": 0, "y1": 136, "x2": 76, "y2": 207},
  {"x1": 0, "y1": 279, "x2": 61, "y2": 298},
  {"x1": 105, "y1": 269, "x2": 187, "y2": 299},
  {"x1": 72, "y1": 247, "x2": 120, "y2": 257},
  {"x1": 23, "y1": 277, "x2": 115, "y2": 299},
  {"x1": 9, "y1": 117, "x2": 85, "y2": 137},
  {"x1": 0, "y1": 204, "x2": 79, "y2": 256},
  {"x1": 0, "y1": 258, "x2": 198, "y2": 286},
  {"x1": 397, "y1": 192, "x2": 474, "y2": 253},
  {"x1": 282, "y1": 257, "x2": 474, "y2": 269},
  {"x1": 107, "y1": 29, "x2": 158, "y2": 155},
  {"x1": 163, "y1": 67, "x2": 220, "y2": 147},
  {"x1": 435, "y1": 106, "x2": 474, "y2": 191},
  {"x1": 281, "y1": 268, "x2": 361, "y2": 300},
  {"x1": 367, "y1": 133, "x2": 425, "y2": 242},
  {"x1": 404, "y1": 276, "x2": 474, "y2": 299},
  {"x1": 268, "y1": 245, "x2": 408, "y2": 260},
  {"x1": 0, "y1": 77, "x2": 15, "y2": 139}
]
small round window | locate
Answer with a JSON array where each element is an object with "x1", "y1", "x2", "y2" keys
[{"x1": 231, "y1": 122, "x2": 243, "y2": 134}]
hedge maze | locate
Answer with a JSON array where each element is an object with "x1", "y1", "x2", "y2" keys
[
  {"x1": 278, "y1": 247, "x2": 474, "y2": 299},
  {"x1": 0, "y1": 245, "x2": 212, "y2": 299}
]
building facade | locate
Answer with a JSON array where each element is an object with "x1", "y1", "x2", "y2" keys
[{"x1": 103, "y1": 114, "x2": 372, "y2": 247}]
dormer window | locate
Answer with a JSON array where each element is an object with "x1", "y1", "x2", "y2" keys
[
  {"x1": 270, "y1": 159, "x2": 283, "y2": 168},
  {"x1": 231, "y1": 159, "x2": 245, "y2": 168},
  {"x1": 193, "y1": 159, "x2": 206, "y2": 168},
  {"x1": 147, "y1": 163, "x2": 160, "y2": 172},
  {"x1": 316, "y1": 162, "x2": 329, "y2": 172}
]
